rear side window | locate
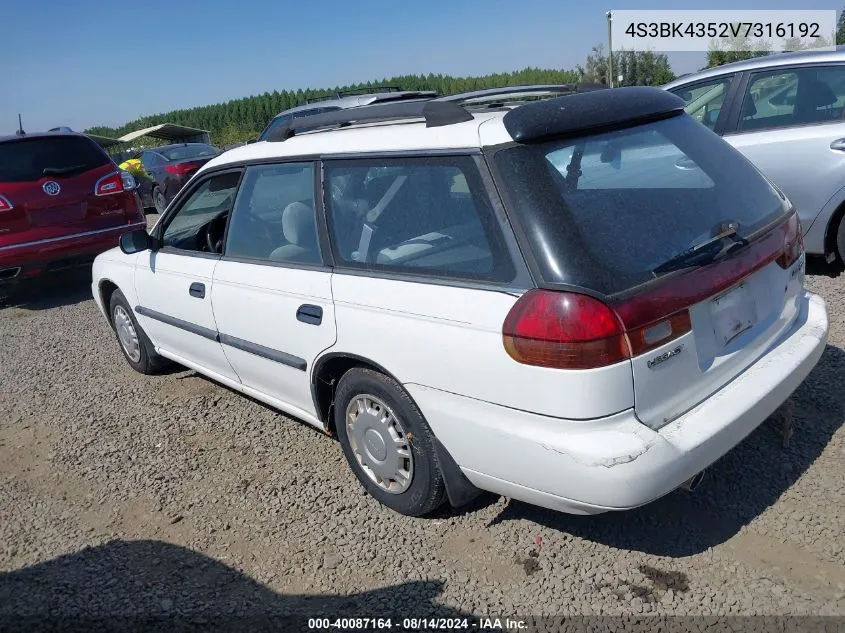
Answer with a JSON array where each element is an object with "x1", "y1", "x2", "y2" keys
[
  {"x1": 738, "y1": 66, "x2": 845, "y2": 132},
  {"x1": 0, "y1": 136, "x2": 110, "y2": 182},
  {"x1": 325, "y1": 156, "x2": 514, "y2": 282},
  {"x1": 493, "y1": 114, "x2": 788, "y2": 295}
]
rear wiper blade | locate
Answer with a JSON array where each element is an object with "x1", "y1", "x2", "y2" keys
[
  {"x1": 42, "y1": 164, "x2": 87, "y2": 176},
  {"x1": 653, "y1": 221, "x2": 746, "y2": 275}
]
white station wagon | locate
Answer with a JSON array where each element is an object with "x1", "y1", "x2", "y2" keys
[{"x1": 92, "y1": 85, "x2": 829, "y2": 517}]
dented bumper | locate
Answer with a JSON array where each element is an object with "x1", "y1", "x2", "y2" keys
[{"x1": 406, "y1": 291, "x2": 828, "y2": 515}]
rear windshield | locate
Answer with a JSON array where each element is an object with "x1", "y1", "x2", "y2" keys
[
  {"x1": 492, "y1": 114, "x2": 788, "y2": 296},
  {"x1": 0, "y1": 136, "x2": 110, "y2": 182},
  {"x1": 158, "y1": 144, "x2": 220, "y2": 161}
]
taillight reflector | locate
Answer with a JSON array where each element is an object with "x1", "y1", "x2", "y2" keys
[
  {"x1": 0, "y1": 194, "x2": 12, "y2": 211},
  {"x1": 503, "y1": 212, "x2": 800, "y2": 370}
]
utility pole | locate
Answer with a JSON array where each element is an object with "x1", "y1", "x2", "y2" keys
[{"x1": 606, "y1": 10, "x2": 614, "y2": 88}]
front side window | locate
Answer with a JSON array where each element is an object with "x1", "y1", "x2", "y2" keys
[
  {"x1": 670, "y1": 77, "x2": 732, "y2": 130},
  {"x1": 739, "y1": 65, "x2": 845, "y2": 132},
  {"x1": 225, "y1": 162, "x2": 320, "y2": 264},
  {"x1": 160, "y1": 171, "x2": 240, "y2": 253},
  {"x1": 325, "y1": 156, "x2": 513, "y2": 282}
]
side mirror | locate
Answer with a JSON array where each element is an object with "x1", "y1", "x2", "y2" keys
[
  {"x1": 119, "y1": 229, "x2": 154, "y2": 254},
  {"x1": 246, "y1": 138, "x2": 258, "y2": 144}
]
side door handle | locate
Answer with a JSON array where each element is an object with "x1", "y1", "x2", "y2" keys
[
  {"x1": 189, "y1": 282, "x2": 205, "y2": 299},
  {"x1": 296, "y1": 304, "x2": 323, "y2": 325},
  {"x1": 830, "y1": 138, "x2": 845, "y2": 152}
]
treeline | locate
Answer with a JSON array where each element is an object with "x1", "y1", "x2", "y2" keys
[{"x1": 86, "y1": 68, "x2": 583, "y2": 146}]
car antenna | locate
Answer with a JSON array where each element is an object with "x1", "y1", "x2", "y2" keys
[{"x1": 16, "y1": 114, "x2": 25, "y2": 136}]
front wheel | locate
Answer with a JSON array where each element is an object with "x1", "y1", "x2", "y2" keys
[
  {"x1": 109, "y1": 289, "x2": 169, "y2": 374},
  {"x1": 334, "y1": 368, "x2": 446, "y2": 517},
  {"x1": 837, "y1": 214, "x2": 845, "y2": 267}
]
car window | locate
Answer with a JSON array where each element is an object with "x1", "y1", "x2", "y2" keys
[
  {"x1": 739, "y1": 66, "x2": 845, "y2": 132},
  {"x1": 0, "y1": 136, "x2": 110, "y2": 182},
  {"x1": 325, "y1": 156, "x2": 514, "y2": 282},
  {"x1": 225, "y1": 163, "x2": 320, "y2": 264},
  {"x1": 158, "y1": 144, "x2": 220, "y2": 161},
  {"x1": 160, "y1": 171, "x2": 241, "y2": 252},
  {"x1": 670, "y1": 77, "x2": 732, "y2": 130}
]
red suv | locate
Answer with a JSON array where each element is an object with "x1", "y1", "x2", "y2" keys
[{"x1": 0, "y1": 131, "x2": 146, "y2": 287}]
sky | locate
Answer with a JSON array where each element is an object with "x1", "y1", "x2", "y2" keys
[{"x1": 2, "y1": 0, "x2": 839, "y2": 135}]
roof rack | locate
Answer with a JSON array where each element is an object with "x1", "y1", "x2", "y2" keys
[
  {"x1": 439, "y1": 83, "x2": 607, "y2": 106},
  {"x1": 265, "y1": 99, "x2": 473, "y2": 142},
  {"x1": 305, "y1": 86, "x2": 408, "y2": 104}
]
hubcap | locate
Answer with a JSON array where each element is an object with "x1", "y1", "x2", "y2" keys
[
  {"x1": 113, "y1": 305, "x2": 141, "y2": 363},
  {"x1": 346, "y1": 394, "x2": 413, "y2": 494},
  {"x1": 155, "y1": 190, "x2": 166, "y2": 213}
]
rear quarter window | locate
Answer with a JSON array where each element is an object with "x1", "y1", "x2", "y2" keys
[{"x1": 0, "y1": 136, "x2": 110, "y2": 182}]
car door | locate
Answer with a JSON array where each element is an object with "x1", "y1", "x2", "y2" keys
[
  {"x1": 719, "y1": 64, "x2": 845, "y2": 247},
  {"x1": 133, "y1": 169, "x2": 242, "y2": 383},
  {"x1": 211, "y1": 162, "x2": 336, "y2": 425}
]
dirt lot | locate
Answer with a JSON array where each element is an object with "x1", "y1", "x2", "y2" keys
[{"x1": 1, "y1": 225, "x2": 844, "y2": 624}]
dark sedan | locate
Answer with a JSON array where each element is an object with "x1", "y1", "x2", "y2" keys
[{"x1": 131, "y1": 143, "x2": 221, "y2": 213}]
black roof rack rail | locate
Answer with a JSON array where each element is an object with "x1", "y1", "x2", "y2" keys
[
  {"x1": 341, "y1": 85, "x2": 404, "y2": 95},
  {"x1": 438, "y1": 83, "x2": 606, "y2": 106},
  {"x1": 265, "y1": 99, "x2": 473, "y2": 142}
]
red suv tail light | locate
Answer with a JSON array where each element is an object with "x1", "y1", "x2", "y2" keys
[
  {"x1": 503, "y1": 290, "x2": 690, "y2": 370},
  {"x1": 164, "y1": 161, "x2": 200, "y2": 175},
  {"x1": 0, "y1": 194, "x2": 12, "y2": 211},
  {"x1": 776, "y1": 212, "x2": 803, "y2": 269},
  {"x1": 95, "y1": 170, "x2": 136, "y2": 197}
]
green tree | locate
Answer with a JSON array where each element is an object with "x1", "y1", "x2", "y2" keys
[
  {"x1": 706, "y1": 26, "x2": 771, "y2": 67},
  {"x1": 837, "y1": 8, "x2": 845, "y2": 45}
]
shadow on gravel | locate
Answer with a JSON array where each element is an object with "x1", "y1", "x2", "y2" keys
[
  {"x1": 806, "y1": 255, "x2": 843, "y2": 278},
  {"x1": 487, "y1": 344, "x2": 845, "y2": 558},
  {"x1": 0, "y1": 539, "x2": 471, "y2": 632},
  {"x1": 0, "y1": 268, "x2": 93, "y2": 311}
]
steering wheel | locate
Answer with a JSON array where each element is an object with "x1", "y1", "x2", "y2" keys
[{"x1": 204, "y1": 214, "x2": 228, "y2": 254}]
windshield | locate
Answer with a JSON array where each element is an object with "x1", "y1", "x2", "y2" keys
[
  {"x1": 0, "y1": 136, "x2": 110, "y2": 182},
  {"x1": 159, "y1": 144, "x2": 220, "y2": 161},
  {"x1": 492, "y1": 114, "x2": 788, "y2": 296}
]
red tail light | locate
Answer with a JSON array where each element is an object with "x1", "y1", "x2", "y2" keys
[
  {"x1": 776, "y1": 212, "x2": 803, "y2": 269},
  {"x1": 95, "y1": 170, "x2": 136, "y2": 197},
  {"x1": 164, "y1": 161, "x2": 200, "y2": 175},
  {"x1": 0, "y1": 194, "x2": 12, "y2": 211},
  {"x1": 504, "y1": 212, "x2": 801, "y2": 370}
]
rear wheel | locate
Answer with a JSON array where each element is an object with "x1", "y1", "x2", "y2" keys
[
  {"x1": 334, "y1": 367, "x2": 446, "y2": 517},
  {"x1": 109, "y1": 289, "x2": 168, "y2": 374},
  {"x1": 837, "y1": 214, "x2": 845, "y2": 267},
  {"x1": 153, "y1": 187, "x2": 167, "y2": 214}
]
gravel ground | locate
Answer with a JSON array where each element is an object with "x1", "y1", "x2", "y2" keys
[{"x1": 1, "y1": 225, "x2": 844, "y2": 626}]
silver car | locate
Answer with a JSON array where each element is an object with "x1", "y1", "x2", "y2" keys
[
  {"x1": 257, "y1": 88, "x2": 437, "y2": 142},
  {"x1": 664, "y1": 47, "x2": 845, "y2": 267}
]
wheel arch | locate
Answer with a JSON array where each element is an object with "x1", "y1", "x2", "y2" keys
[
  {"x1": 824, "y1": 199, "x2": 845, "y2": 264},
  {"x1": 310, "y1": 351, "x2": 482, "y2": 508},
  {"x1": 98, "y1": 279, "x2": 120, "y2": 325}
]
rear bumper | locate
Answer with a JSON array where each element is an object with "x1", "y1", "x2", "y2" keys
[
  {"x1": 407, "y1": 290, "x2": 828, "y2": 514},
  {"x1": 0, "y1": 223, "x2": 145, "y2": 283}
]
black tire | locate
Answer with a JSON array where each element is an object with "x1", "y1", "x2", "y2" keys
[
  {"x1": 837, "y1": 214, "x2": 845, "y2": 267},
  {"x1": 334, "y1": 367, "x2": 446, "y2": 517},
  {"x1": 153, "y1": 187, "x2": 167, "y2": 215},
  {"x1": 108, "y1": 289, "x2": 169, "y2": 374}
]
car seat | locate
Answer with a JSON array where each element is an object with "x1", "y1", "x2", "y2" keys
[{"x1": 269, "y1": 201, "x2": 320, "y2": 263}]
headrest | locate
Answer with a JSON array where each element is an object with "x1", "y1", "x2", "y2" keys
[{"x1": 282, "y1": 201, "x2": 315, "y2": 246}]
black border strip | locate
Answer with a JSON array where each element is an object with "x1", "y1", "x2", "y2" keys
[
  {"x1": 218, "y1": 333, "x2": 307, "y2": 371},
  {"x1": 134, "y1": 306, "x2": 218, "y2": 341}
]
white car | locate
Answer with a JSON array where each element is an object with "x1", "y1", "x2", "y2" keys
[{"x1": 91, "y1": 85, "x2": 829, "y2": 517}]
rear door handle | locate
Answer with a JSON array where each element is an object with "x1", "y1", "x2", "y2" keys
[
  {"x1": 189, "y1": 282, "x2": 205, "y2": 299},
  {"x1": 830, "y1": 138, "x2": 845, "y2": 151},
  {"x1": 296, "y1": 304, "x2": 323, "y2": 325}
]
